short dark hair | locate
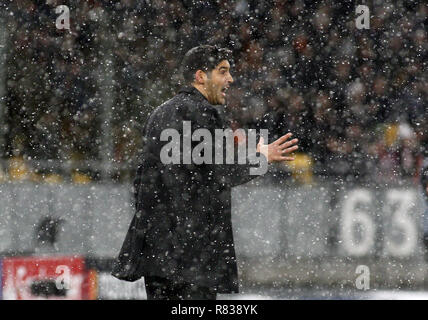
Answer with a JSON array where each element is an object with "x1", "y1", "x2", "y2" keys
[{"x1": 181, "y1": 45, "x2": 233, "y2": 84}]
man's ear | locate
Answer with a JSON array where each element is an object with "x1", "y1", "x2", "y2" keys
[{"x1": 194, "y1": 69, "x2": 207, "y2": 84}]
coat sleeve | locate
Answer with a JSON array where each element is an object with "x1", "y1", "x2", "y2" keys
[
  {"x1": 164, "y1": 104, "x2": 266, "y2": 189},
  {"x1": 202, "y1": 108, "x2": 267, "y2": 188},
  {"x1": 140, "y1": 103, "x2": 267, "y2": 217}
]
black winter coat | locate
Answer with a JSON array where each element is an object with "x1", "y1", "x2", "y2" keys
[{"x1": 112, "y1": 86, "x2": 263, "y2": 293}]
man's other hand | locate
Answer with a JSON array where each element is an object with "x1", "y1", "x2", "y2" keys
[{"x1": 257, "y1": 133, "x2": 299, "y2": 163}]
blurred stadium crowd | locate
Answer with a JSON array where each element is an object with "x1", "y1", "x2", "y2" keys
[{"x1": 0, "y1": 0, "x2": 426, "y2": 184}]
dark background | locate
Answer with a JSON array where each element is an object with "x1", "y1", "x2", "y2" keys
[{"x1": 0, "y1": 0, "x2": 426, "y2": 185}]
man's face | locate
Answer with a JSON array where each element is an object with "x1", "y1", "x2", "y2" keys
[{"x1": 203, "y1": 60, "x2": 233, "y2": 105}]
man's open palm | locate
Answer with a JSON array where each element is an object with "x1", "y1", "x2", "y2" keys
[{"x1": 257, "y1": 133, "x2": 299, "y2": 163}]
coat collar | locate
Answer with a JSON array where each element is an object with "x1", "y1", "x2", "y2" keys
[
  {"x1": 178, "y1": 86, "x2": 211, "y2": 104},
  {"x1": 178, "y1": 86, "x2": 227, "y2": 123}
]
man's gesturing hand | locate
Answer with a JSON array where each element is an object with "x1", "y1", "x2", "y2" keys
[{"x1": 256, "y1": 133, "x2": 299, "y2": 163}]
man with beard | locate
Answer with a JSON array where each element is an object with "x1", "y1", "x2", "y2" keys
[{"x1": 112, "y1": 45, "x2": 298, "y2": 300}]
